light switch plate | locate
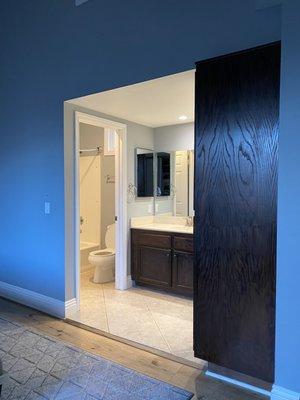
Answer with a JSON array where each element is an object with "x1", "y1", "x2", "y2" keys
[{"x1": 44, "y1": 202, "x2": 51, "y2": 215}]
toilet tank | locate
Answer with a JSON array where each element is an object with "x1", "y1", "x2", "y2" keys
[{"x1": 105, "y1": 223, "x2": 115, "y2": 249}]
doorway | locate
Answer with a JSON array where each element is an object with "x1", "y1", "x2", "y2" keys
[
  {"x1": 74, "y1": 112, "x2": 128, "y2": 308},
  {"x1": 64, "y1": 71, "x2": 202, "y2": 367}
]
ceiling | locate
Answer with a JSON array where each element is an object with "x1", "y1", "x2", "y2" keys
[{"x1": 68, "y1": 70, "x2": 195, "y2": 128}]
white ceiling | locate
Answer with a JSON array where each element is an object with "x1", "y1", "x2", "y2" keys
[{"x1": 68, "y1": 70, "x2": 195, "y2": 128}]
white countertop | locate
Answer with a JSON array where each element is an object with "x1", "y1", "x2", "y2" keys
[{"x1": 131, "y1": 221, "x2": 193, "y2": 234}]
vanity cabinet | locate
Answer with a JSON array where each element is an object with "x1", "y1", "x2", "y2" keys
[{"x1": 131, "y1": 229, "x2": 193, "y2": 295}]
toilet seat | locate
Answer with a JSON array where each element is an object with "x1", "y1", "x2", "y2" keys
[
  {"x1": 89, "y1": 248, "x2": 115, "y2": 258},
  {"x1": 88, "y1": 223, "x2": 116, "y2": 283}
]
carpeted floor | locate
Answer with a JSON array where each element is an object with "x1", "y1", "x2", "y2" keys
[{"x1": 0, "y1": 316, "x2": 193, "y2": 400}]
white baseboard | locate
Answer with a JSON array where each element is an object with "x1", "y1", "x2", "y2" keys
[
  {"x1": 205, "y1": 371, "x2": 270, "y2": 397},
  {"x1": 65, "y1": 298, "x2": 79, "y2": 317},
  {"x1": 271, "y1": 386, "x2": 300, "y2": 400},
  {"x1": 0, "y1": 280, "x2": 66, "y2": 318}
]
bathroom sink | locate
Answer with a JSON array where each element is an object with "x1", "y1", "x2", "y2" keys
[{"x1": 136, "y1": 223, "x2": 193, "y2": 234}]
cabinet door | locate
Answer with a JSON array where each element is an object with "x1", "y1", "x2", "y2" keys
[
  {"x1": 172, "y1": 251, "x2": 193, "y2": 295},
  {"x1": 138, "y1": 246, "x2": 171, "y2": 288}
]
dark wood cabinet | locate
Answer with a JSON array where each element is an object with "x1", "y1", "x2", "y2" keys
[
  {"x1": 131, "y1": 229, "x2": 193, "y2": 296},
  {"x1": 138, "y1": 246, "x2": 171, "y2": 288},
  {"x1": 172, "y1": 251, "x2": 193, "y2": 293}
]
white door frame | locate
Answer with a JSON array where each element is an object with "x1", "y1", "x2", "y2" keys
[{"x1": 74, "y1": 111, "x2": 128, "y2": 307}]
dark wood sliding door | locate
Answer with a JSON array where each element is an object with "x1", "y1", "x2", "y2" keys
[{"x1": 194, "y1": 43, "x2": 280, "y2": 382}]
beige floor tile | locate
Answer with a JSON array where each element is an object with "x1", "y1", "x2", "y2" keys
[
  {"x1": 109, "y1": 323, "x2": 170, "y2": 352},
  {"x1": 69, "y1": 271, "x2": 195, "y2": 363},
  {"x1": 152, "y1": 313, "x2": 193, "y2": 351},
  {"x1": 145, "y1": 297, "x2": 193, "y2": 319}
]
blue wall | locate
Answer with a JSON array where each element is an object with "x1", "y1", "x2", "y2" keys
[
  {"x1": 0, "y1": 0, "x2": 299, "y2": 393},
  {"x1": 275, "y1": 0, "x2": 300, "y2": 393},
  {"x1": 0, "y1": 0, "x2": 280, "y2": 301}
]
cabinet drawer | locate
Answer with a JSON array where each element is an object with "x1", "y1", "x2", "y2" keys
[
  {"x1": 173, "y1": 235, "x2": 194, "y2": 253},
  {"x1": 132, "y1": 230, "x2": 171, "y2": 249}
]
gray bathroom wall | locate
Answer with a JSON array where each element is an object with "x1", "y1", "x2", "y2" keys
[{"x1": 154, "y1": 123, "x2": 194, "y2": 152}]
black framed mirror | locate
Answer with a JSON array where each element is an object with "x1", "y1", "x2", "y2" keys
[
  {"x1": 156, "y1": 152, "x2": 171, "y2": 197},
  {"x1": 135, "y1": 148, "x2": 154, "y2": 197}
]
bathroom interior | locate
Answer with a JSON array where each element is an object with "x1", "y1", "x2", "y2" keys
[{"x1": 67, "y1": 70, "x2": 202, "y2": 366}]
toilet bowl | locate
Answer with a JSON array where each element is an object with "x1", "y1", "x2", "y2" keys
[{"x1": 88, "y1": 223, "x2": 115, "y2": 283}]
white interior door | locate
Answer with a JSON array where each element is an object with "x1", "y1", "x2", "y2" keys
[{"x1": 174, "y1": 151, "x2": 188, "y2": 216}]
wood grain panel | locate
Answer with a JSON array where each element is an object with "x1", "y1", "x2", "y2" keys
[{"x1": 194, "y1": 43, "x2": 280, "y2": 382}]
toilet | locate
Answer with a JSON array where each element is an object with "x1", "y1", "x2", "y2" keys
[{"x1": 88, "y1": 223, "x2": 115, "y2": 283}]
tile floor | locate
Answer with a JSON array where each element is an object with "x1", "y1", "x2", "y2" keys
[{"x1": 69, "y1": 270, "x2": 201, "y2": 364}]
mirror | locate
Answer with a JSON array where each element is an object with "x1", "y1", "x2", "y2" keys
[
  {"x1": 156, "y1": 152, "x2": 171, "y2": 197},
  {"x1": 134, "y1": 147, "x2": 194, "y2": 216},
  {"x1": 154, "y1": 150, "x2": 194, "y2": 217},
  {"x1": 135, "y1": 148, "x2": 154, "y2": 197}
]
